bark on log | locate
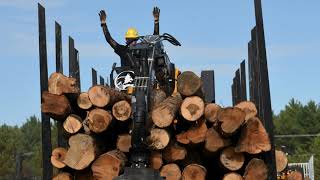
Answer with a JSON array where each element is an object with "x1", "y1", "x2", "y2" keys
[
  {"x1": 75, "y1": 169, "x2": 94, "y2": 180},
  {"x1": 48, "y1": 72, "x2": 79, "y2": 95},
  {"x1": 77, "y1": 92, "x2": 93, "y2": 110},
  {"x1": 63, "y1": 133, "x2": 97, "y2": 170},
  {"x1": 223, "y1": 173, "x2": 244, "y2": 180},
  {"x1": 276, "y1": 150, "x2": 288, "y2": 173},
  {"x1": 152, "y1": 94, "x2": 183, "y2": 128},
  {"x1": 150, "y1": 89, "x2": 167, "y2": 110},
  {"x1": 177, "y1": 71, "x2": 202, "y2": 96},
  {"x1": 220, "y1": 146, "x2": 245, "y2": 171},
  {"x1": 204, "y1": 103, "x2": 221, "y2": 123},
  {"x1": 41, "y1": 92, "x2": 71, "y2": 120},
  {"x1": 235, "y1": 117, "x2": 271, "y2": 154},
  {"x1": 243, "y1": 158, "x2": 268, "y2": 180},
  {"x1": 160, "y1": 163, "x2": 182, "y2": 180},
  {"x1": 63, "y1": 114, "x2": 82, "y2": 134},
  {"x1": 287, "y1": 171, "x2": 303, "y2": 180},
  {"x1": 182, "y1": 164, "x2": 207, "y2": 180},
  {"x1": 112, "y1": 100, "x2": 132, "y2": 121},
  {"x1": 180, "y1": 96, "x2": 205, "y2": 122},
  {"x1": 163, "y1": 143, "x2": 187, "y2": 162},
  {"x1": 176, "y1": 119, "x2": 207, "y2": 144},
  {"x1": 91, "y1": 150, "x2": 127, "y2": 180},
  {"x1": 88, "y1": 108, "x2": 113, "y2": 133},
  {"x1": 205, "y1": 128, "x2": 231, "y2": 153},
  {"x1": 51, "y1": 147, "x2": 67, "y2": 169},
  {"x1": 105, "y1": 86, "x2": 131, "y2": 106},
  {"x1": 217, "y1": 107, "x2": 246, "y2": 136},
  {"x1": 88, "y1": 85, "x2": 110, "y2": 108},
  {"x1": 147, "y1": 128, "x2": 170, "y2": 150},
  {"x1": 52, "y1": 172, "x2": 73, "y2": 180},
  {"x1": 235, "y1": 101, "x2": 257, "y2": 122},
  {"x1": 116, "y1": 134, "x2": 131, "y2": 153},
  {"x1": 150, "y1": 151, "x2": 163, "y2": 170}
]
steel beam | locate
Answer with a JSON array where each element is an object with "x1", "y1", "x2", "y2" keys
[
  {"x1": 201, "y1": 70, "x2": 215, "y2": 103},
  {"x1": 240, "y1": 60, "x2": 247, "y2": 101},
  {"x1": 100, "y1": 76, "x2": 105, "y2": 85},
  {"x1": 92, "y1": 68, "x2": 97, "y2": 86}
]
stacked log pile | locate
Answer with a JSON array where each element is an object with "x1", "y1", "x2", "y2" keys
[{"x1": 43, "y1": 71, "x2": 274, "y2": 180}]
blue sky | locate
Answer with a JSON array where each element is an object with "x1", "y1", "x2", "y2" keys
[{"x1": 0, "y1": 0, "x2": 319, "y2": 125}]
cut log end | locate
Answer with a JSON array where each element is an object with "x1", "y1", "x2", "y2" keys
[
  {"x1": 150, "y1": 152, "x2": 163, "y2": 170},
  {"x1": 88, "y1": 85, "x2": 110, "y2": 107},
  {"x1": 182, "y1": 164, "x2": 207, "y2": 180},
  {"x1": 204, "y1": 103, "x2": 221, "y2": 123},
  {"x1": 205, "y1": 128, "x2": 231, "y2": 153},
  {"x1": 41, "y1": 92, "x2": 71, "y2": 120},
  {"x1": 63, "y1": 114, "x2": 82, "y2": 134},
  {"x1": 112, "y1": 100, "x2": 132, "y2": 121},
  {"x1": 88, "y1": 108, "x2": 112, "y2": 133},
  {"x1": 48, "y1": 72, "x2": 79, "y2": 95},
  {"x1": 177, "y1": 71, "x2": 202, "y2": 96},
  {"x1": 52, "y1": 172, "x2": 73, "y2": 180},
  {"x1": 276, "y1": 150, "x2": 288, "y2": 173},
  {"x1": 244, "y1": 158, "x2": 268, "y2": 180},
  {"x1": 235, "y1": 117, "x2": 271, "y2": 154},
  {"x1": 287, "y1": 171, "x2": 303, "y2": 180},
  {"x1": 51, "y1": 147, "x2": 67, "y2": 169},
  {"x1": 163, "y1": 143, "x2": 187, "y2": 162},
  {"x1": 176, "y1": 119, "x2": 208, "y2": 144},
  {"x1": 180, "y1": 96, "x2": 205, "y2": 121},
  {"x1": 147, "y1": 128, "x2": 170, "y2": 150},
  {"x1": 116, "y1": 134, "x2": 132, "y2": 153},
  {"x1": 217, "y1": 107, "x2": 246, "y2": 135},
  {"x1": 235, "y1": 101, "x2": 257, "y2": 121},
  {"x1": 160, "y1": 163, "x2": 182, "y2": 180},
  {"x1": 220, "y1": 147, "x2": 245, "y2": 171},
  {"x1": 223, "y1": 173, "x2": 244, "y2": 180},
  {"x1": 77, "y1": 92, "x2": 93, "y2": 110}
]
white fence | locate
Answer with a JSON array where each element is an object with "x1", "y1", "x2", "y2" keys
[{"x1": 288, "y1": 155, "x2": 314, "y2": 180}]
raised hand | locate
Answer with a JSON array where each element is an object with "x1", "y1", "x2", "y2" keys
[
  {"x1": 99, "y1": 10, "x2": 107, "y2": 24},
  {"x1": 153, "y1": 7, "x2": 160, "y2": 21}
]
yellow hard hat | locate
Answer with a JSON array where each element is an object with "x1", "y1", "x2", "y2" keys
[{"x1": 125, "y1": 28, "x2": 139, "y2": 39}]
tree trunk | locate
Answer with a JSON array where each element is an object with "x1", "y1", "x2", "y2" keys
[
  {"x1": 205, "y1": 128, "x2": 231, "y2": 153},
  {"x1": 91, "y1": 150, "x2": 127, "y2": 180},
  {"x1": 116, "y1": 134, "x2": 131, "y2": 153},
  {"x1": 52, "y1": 172, "x2": 73, "y2": 180},
  {"x1": 180, "y1": 96, "x2": 205, "y2": 122},
  {"x1": 88, "y1": 108, "x2": 113, "y2": 133},
  {"x1": 235, "y1": 117, "x2": 271, "y2": 154},
  {"x1": 150, "y1": 151, "x2": 163, "y2": 170},
  {"x1": 275, "y1": 150, "x2": 288, "y2": 173},
  {"x1": 235, "y1": 101, "x2": 257, "y2": 122},
  {"x1": 287, "y1": 171, "x2": 303, "y2": 180},
  {"x1": 77, "y1": 92, "x2": 93, "y2": 110},
  {"x1": 63, "y1": 133, "x2": 97, "y2": 170},
  {"x1": 243, "y1": 158, "x2": 268, "y2": 180},
  {"x1": 88, "y1": 85, "x2": 110, "y2": 107},
  {"x1": 63, "y1": 114, "x2": 82, "y2": 134},
  {"x1": 41, "y1": 92, "x2": 71, "y2": 120},
  {"x1": 105, "y1": 86, "x2": 131, "y2": 106},
  {"x1": 112, "y1": 100, "x2": 132, "y2": 121},
  {"x1": 147, "y1": 128, "x2": 170, "y2": 150},
  {"x1": 217, "y1": 107, "x2": 246, "y2": 136},
  {"x1": 182, "y1": 164, "x2": 207, "y2": 180},
  {"x1": 51, "y1": 147, "x2": 67, "y2": 169},
  {"x1": 150, "y1": 89, "x2": 167, "y2": 110},
  {"x1": 177, "y1": 71, "x2": 202, "y2": 96},
  {"x1": 220, "y1": 146, "x2": 245, "y2": 171},
  {"x1": 223, "y1": 173, "x2": 244, "y2": 180},
  {"x1": 163, "y1": 143, "x2": 187, "y2": 162},
  {"x1": 176, "y1": 119, "x2": 207, "y2": 144},
  {"x1": 204, "y1": 103, "x2": 221, "y2": 123},
  {"x1": 152, "y1": 94, "x2": 182, "y2": 128},
  {"x1": 48, "y1": 72, "x2": 80, "y2": 95},
  {"x1": 160, "y1": 163, "x2": 182, "y2": 180}
]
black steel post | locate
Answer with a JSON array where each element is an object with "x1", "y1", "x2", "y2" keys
[
  {"x1": 248, "y1": 40, "x2": 254, "y2": 102},
  {"x1": 100, "y1": 76, "x2": 105, "y2": 85},
  {"x1": 38, "y1": 4, "x2": 52, "y2": 180},
  {"x1": 92, "y1": 68, "x2": 97, "y2": 86},
  {"x1": 240, "y1": 60, "x2": 247, "y2": 101},
  {"x1": 235, "y1": 69, "x2": 241, "y2": 104},
  {"x1": 75, "y1": 48, "x2": 81, "y2": 90},
  {"x1": 254, "y1": 0, "x2": 276, "y2": 178},
  {"x1": 201, "y1": 70, "x2": 215, "y2": 103},
  {"x1": 55, "y1": 21, "x2": 67, "y2": 148}
]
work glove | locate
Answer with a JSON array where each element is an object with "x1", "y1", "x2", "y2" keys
[
  {"x1": 153, "y1": 7, "x2": 160, "y2": 21},
  {"x1": 99, "y1": 10, "x2": 107, "y2": 24}
]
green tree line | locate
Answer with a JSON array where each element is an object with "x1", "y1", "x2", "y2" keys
[{"x1": 0, "y1": 99, "x2": 319, "y2": 179}]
